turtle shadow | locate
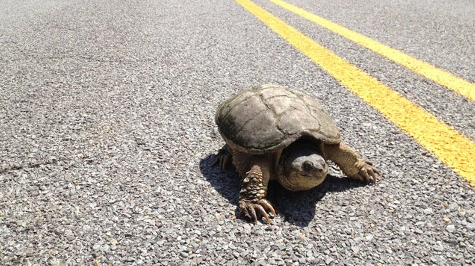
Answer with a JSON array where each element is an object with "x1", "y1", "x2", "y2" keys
[
  {"x1": 199, "y1": 154, "x2": 366, "y2": 227},
  {"x1": 200, "y1": 154, "x2": 241, "y2": 205}
]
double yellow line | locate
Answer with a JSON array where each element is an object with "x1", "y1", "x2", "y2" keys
[
  {"x1": 235, "y1": 0, "x2": 475, "y2": 185},
  {"x1": 268, "y1": 0, "x2": 475, "y2": 103}
]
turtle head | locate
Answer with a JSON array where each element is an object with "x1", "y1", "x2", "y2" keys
[{"x1": 278, "y1": 142, "x2": 328, "y2": 191}]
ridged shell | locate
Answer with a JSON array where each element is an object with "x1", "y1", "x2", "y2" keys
[{"x1": 215, "y1": 84, "x2": 341, "y2": 153}]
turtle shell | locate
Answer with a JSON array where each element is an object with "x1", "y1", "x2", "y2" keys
[{"x1": 215, "y1": 84, "x2": 341, "y2": 154}]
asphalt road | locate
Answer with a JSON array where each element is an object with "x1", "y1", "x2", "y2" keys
[{"x1": 1, "y1": 0, "x2": 474, "y2": 265}]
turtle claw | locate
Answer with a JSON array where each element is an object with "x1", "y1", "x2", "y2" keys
[
  {"x1": 354, "y1": 160, "x2": 382, "y2": 183},
  {"x1": 239, "y1": 199, "x2": 276, "y2": 223},
  {"x1": 213, "y1": 147, "x2": 233, "y2": 170}
]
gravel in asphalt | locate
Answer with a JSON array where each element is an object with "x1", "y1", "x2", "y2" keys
[{"x1": 1, "y1": 0, "x2": 474, "y2": 265}]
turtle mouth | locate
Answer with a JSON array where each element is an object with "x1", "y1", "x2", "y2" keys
[
  {"x1": 299, "y1": 171, "x2": 327, "y2": 180},
  {"x1": 300, "y1": 173, "x2": 316, "y2": 179},
  {"x1": 280, "y1": 170, "x2": 327, "y2": 191}
]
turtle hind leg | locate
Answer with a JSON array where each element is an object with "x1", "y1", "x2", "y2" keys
[{"x1": 213, "y1": 145, "x2": 234, "y2": 170}]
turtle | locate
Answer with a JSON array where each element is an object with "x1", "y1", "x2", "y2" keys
[{"x1": 214, "y1": 84, "x2": 381, "y2": 223}]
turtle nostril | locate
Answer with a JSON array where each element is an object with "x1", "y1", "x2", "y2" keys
[
  {"x1": 315, "y1": 164, "x2": 324, "y2": 172},
  {"x1": 302, "y1": 161, "x2": 314, "y2": 172}
]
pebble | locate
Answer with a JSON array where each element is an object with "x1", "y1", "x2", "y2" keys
[
  {"x1": 467, "y1": 223, "x2": 475, "y2": 230},
  {"x1": 366, "y1": 234, "x2": 374, "y2": 241},
  {"x1": 446, "y1": 225, "x2": 456, "y2": 233}
]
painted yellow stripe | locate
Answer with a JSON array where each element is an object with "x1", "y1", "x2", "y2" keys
[
  {"x1": 235, "y1": 0, "x2": 475, "y2": 185},
  {"x1": 267, "y1": 0, "x2": 475, "y2": 102}
]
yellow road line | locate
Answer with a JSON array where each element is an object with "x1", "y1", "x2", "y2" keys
[
  {"x1": 267, "y1": 0, "x2": 475, "y2": 103},
  {"x1": 235, "y1": 0, "x2": 475, "y2": 185}
]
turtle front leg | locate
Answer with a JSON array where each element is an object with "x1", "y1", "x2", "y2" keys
[
  {"x1": 233, "y1": 153, "x2": 276, "y2": 223},
  {"x1": 239, "y1": 165, "x2": 276, "y2": 223},
  {"x1": 323, "y1": 142, "x2": 381, "y2": 182}
]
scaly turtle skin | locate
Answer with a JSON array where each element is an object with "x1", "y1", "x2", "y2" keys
[{"x1": 215, "y1": 84, "x2": 380, "y2": 223}]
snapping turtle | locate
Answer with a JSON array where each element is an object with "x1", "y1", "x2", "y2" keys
[{"x1": 215, "y1": 84, "x2": 380, "y2": 223}]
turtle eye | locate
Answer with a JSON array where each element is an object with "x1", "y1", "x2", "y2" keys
[{"x1": 302, "y1": 161, "x2": 314, "y2": 172}]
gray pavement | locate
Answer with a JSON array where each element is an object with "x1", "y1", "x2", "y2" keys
[{"x1": 1, "y1": 0, "x2": 474, "y2": 265}]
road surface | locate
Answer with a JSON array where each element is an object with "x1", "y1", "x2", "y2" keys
[{"x1": 1, "y1": 0, "x2": 474, "y2": 265}]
